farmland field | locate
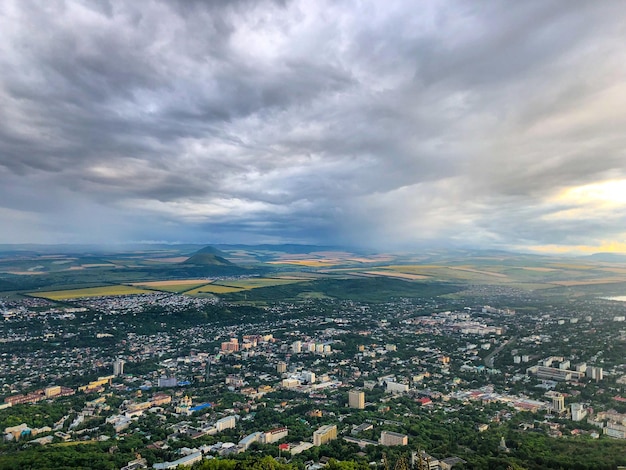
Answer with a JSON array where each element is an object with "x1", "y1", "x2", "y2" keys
[
  {"x1": 30, "y1": 285, "x2": 154, "y2": 300},
  {"x1": 360, "y1": 262, "x2": 626, "y2": 290},
  {"x1": 360, "y1": 270, "x2": 430, "y2": 280},
  {"x1": 380, "y1": 265, "x2": 504, "y2": 282},
  {"x1": 546, "y1": 263, "x2": 598, "y2": 270},
  {"x1": 267, "y1": 259, "x2": 344, "y2": 267},
  {"x1": 550, "y1": 278, "x2": 626, "y2": 286},
  {"x1": 448, "y1": 266, "x2": 509, "y2": 278},
  {"x1": 185, "y1": 284, "x2": 245, "y2": 295},
  {"x1": 382, "y1": 265, "x2": 445, "y2": 272},
  {"x1": 131, "y1": 279, "x2": 212, "y2": 292},
  {"x1": 213, "y1": 278, "x2": 307, "y2": 289}
]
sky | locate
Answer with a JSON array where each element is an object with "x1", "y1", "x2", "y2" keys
[{"x1": 1, "y1": 0, "x2": 626, "y2": 253}]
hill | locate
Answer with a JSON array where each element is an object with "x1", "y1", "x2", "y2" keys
[{"x1": 182, "y1": 246, "x2": 234, "y2": 266}]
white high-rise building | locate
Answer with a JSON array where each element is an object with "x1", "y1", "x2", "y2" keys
[
  {"x1": 571, "y1": 403, "x2": 587, "y2": 421},
  {"x1": 586, "y1": 366, "x2": 603, "y2": 381},
  {"x1": 301, "y1": 371, "x2": 316, "y2": 384},
  {"x1": 113, "y1": 358, "x2": 125, "y2": 376},
  {"x1": 216, "y1": 415, "x2": 236, "y2": 431}
]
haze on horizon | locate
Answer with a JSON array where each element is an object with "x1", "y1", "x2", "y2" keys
[{"x1": 1, "y1": 0, "x2": 626, "y2": 254}]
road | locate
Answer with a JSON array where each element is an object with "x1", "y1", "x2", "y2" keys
[{"x1": 484, "y1": 336, "x2": 516, "y2": 368}]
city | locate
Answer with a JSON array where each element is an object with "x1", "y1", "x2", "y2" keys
[{"x1": 2, "y1": 272, "x2": 626, "y2": 469}]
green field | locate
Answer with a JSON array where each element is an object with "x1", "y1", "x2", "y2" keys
[
  {"x1": 371, "y1": 265, "x2": 511, "y2": 283},
  {"x1": 184, "y1": 278, "x2": 308, "y2": 296},
  {"x1": 131, "y1": 280, "x2": 212, "y2": 293},
  {"x1": 185, "y1": 284, "x2": 245, "y2": 294},
  {"x1": 351, "y1": 261, "x2": 626, "y2": 290},
  {"x1": 30, "y1": 285, "x2": 154, "y2": 300},
  {"x1": 219, "y1": 277, "x2": 462, "y2": 303},
  {"x1": 213, "y1": 277, "x2": 307, "y2": 289}
]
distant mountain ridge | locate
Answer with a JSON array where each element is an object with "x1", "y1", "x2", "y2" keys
[
  {"x1": 214, "y1": 243, "x2": 348, "y2": 254},
  {"x1": 586, "y1": 252, "x2": 626, "y2": 263}
]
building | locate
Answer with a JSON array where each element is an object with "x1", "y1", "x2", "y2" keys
[
  {"x1": 262, "y1": 427, "x2": 289, "y2": 444},
  {"x1": 604, "y1": 422, "x2": 626, "y2": 439},
  {"x1": 352, "y1": 423, "x2": 374, "y2": 435},
  {"x1": 282, "y1": 378, "x2": 300, "y2": 389},
  {"x1": 380, "y1": 431, "x2": 408, "y2": 446},
  {"x1": 128, "y1": 401, "x2": 153, "y2": 413},
  {"x1": 526, "y1": 365, "x2": 584, "y2": 382},
  {"x1": 106, "y1": 415, "x2": 132, "y2": 433},
  {"x1": 4, "y1": 424, "x2": 29, "y2": 441},
  {"x1": 301, "y1": 371, "x2": 316, "y2": 384},
  {"x1": 552, "y1": 394, "x2": 565, "y2": 412},
  {"x1": 239, "y1": 432, "x2": 262, "y2": 450},
  {"x1": 44, "y1": 386, "x2": 61, "y2": 398},
  {"x1": 411, "y1": 451, "x2": 446, "y2": 470},
  {"x1": 151, "y1": 394, "x2": 172, "y2": 406},
  {"x1": 291, "y1": 341, "x2": 302, "y2": 353},
  {"x1": 386, "y1": 381, "x2": 409, "y2": 394},
  {"x1": 175, "y1": 396, "x2": 192, "y2": 415},
  {"x1": 290, "y1": 442, "x2": 314, "y2": 455},
  {"x1": 587, "y1": 366, "x2": 604, "y2": 381},
  {"x1": 113, "y1": 358, "x2": 125, "y2": 376},
  {"x1": 344, "y1": 436, "x2": 378, "y2": 449},
  {"x1": 120, "y1": 456, "x2": 148, "y2": 470},
  {"x1": 277, "y1": 362, "x2": 287, "y2": 373},
  {"x1": 348, "y1": 390, "x2": 365, "y2": 409},
  {"x1": 221, "y1": 339, "x2": 239, "y2": 353},
  {"x1": 225, "y1": 375, "x2": 246, "y2": 388},
  {"x1": 571, "y1": 403, "x2": 587, "y2": 422},
  {"x1": 153, "y1": 451, "x2": 202, "y2": 469},
  {"x1": 313, "y1": 424, "x2": 337, "y2": 446},
  {"x1": 158, "y1": 377, "x2": 178, "y2": 388},
  {"x1": 216, "y1": 415, "x2": 237, "y2": 431}
]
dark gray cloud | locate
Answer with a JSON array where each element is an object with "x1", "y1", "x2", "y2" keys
[{"x1": 1, "y1": 0, "x2": 626, "y2": 252}]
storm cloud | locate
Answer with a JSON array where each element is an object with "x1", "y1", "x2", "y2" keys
[{"x1": 1, "y1": 0, "x2": 626, "y2": 252}]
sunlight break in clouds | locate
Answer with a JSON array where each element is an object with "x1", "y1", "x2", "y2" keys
[{"x1": 557, "y1": 180, "x2": 626, "y2": 207}]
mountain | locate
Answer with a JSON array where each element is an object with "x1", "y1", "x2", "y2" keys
[
  {"x1": 214, "y1": 244, "x2": 348, "y2": 254},
  {"x1": 182, "y1": 246, "x2": 234, "y2": 266},
  {"x1": 586, "y1": 252, "x2": 626, "y2": 263}
]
